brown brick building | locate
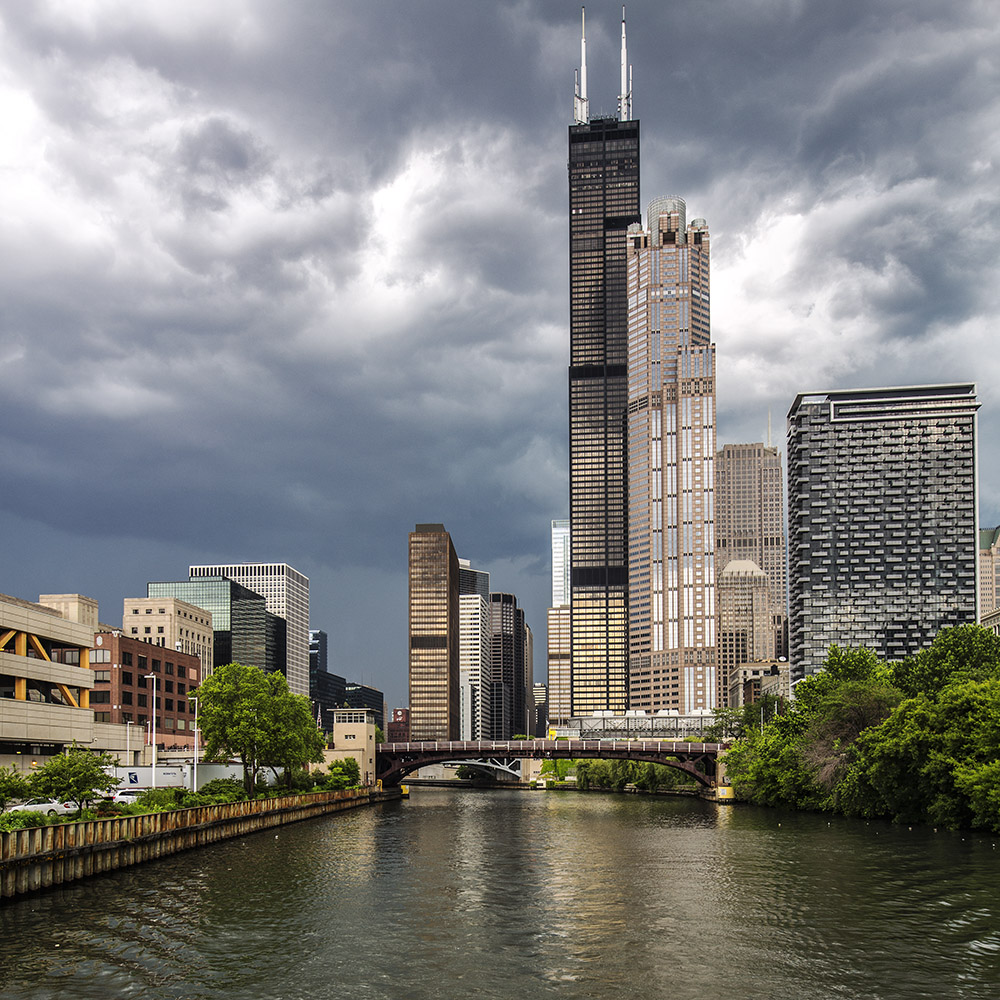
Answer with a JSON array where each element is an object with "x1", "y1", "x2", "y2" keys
[{"x1": 90, "y1": 632, "x2": 200, "y2": 749}]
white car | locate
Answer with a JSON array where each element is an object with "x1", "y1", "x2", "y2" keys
[
  {"x1": 111, "y1": 788, "x2": 146, "y2": 803},
  {"x1": 5, "y1": 797, "x2": 78, "y2": 816}
]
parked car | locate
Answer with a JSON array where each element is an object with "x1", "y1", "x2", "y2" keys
[
  {"x1": 110, "y1": 789, "x2": 146, "y2": 804},
  {"x1": 4, "y1": 797, "x2": 78, "y2": 816}
]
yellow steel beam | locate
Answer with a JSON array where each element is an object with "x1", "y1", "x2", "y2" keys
[
  {"x1": 57, "y1": 684, "x2": 79, "y2": 709},
  {"x1": 0, "y1": 630, "x2": 15, "y2": 649},
  {"x1": 80, "y1": 688, "x2": 89, "y2": 710},
  {"x1": 80, "y1": 647, "x2": 89, "y2": 670},
  {"x1": 14, "y1": 678, "x2": 26, "y2": 701},
  {"x1": 27, "y1": 634, "x2": 51, "y2": 661},
  {"x1": 14, "y1": 632, "x2": 27, "y2": 657}
]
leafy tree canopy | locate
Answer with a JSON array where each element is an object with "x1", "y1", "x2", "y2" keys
[
  {"x1": 192, "y1": 663, "x2": 325, "y2": 795},
  {"x1": 30, "y1": 745, "x2": 118, "y2": 812}
]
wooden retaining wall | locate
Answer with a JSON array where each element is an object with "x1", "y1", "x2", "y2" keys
[{"x1": 0, "y1": 787, "x2": 399, "y2": 899}]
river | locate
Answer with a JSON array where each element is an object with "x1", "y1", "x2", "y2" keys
[{"x1": 1, "y1": 789, "x2": 998, "y2": 999}]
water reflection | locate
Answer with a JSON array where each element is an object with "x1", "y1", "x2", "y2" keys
[{"x1": 0, "y1": 792, "x2": 998, "y2": 999}]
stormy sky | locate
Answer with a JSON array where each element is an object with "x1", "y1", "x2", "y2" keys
[{"x1": 2, "y1": 1, "x2": 998, "y2": 712}]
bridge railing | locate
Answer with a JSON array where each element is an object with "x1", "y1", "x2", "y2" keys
[{"x1": 378, "y1": 739, "x2": 722, "y2": 755}]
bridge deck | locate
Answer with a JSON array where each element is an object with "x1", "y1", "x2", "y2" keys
[{"x1": 376, "y1": 739, "x2": 725, "y2": 788}]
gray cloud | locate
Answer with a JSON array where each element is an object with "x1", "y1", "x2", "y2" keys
[{"x1": 1, "y1": 0, "x2": 998, "y2": 711}]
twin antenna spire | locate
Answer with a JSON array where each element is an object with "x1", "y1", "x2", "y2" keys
[{"x1": 574, "y1": 6, "x2": 632, "y2": 125}]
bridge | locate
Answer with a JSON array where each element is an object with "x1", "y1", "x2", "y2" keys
[{"x1": 376, "y1": 739, "x2": 725, "y2": 788}]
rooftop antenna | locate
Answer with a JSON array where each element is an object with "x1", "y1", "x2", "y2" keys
[
  {"x1": 618, "y1": 6, "x2": 632, "y2": 121},
  {"x1": 574, "y1": 7, "x2": 590, "y2": 124}
]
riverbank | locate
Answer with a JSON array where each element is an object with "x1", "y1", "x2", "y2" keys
[{"x1": 0, "y1": 786, "x2": 400, "y2": 899}]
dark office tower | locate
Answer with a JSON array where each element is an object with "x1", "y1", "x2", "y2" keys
[
  {"x1": 787, "y1": 385, "x2": 979, "y2": 681},
  {"x1": 488, "y1": 592, "x2": 528, "y2": 739},
  {"x1": 408, "y1": 524, "x2": 460, "y2": 741},
  {"x1": 568, "y1": 8, "x2": 640, "y2": 715}
]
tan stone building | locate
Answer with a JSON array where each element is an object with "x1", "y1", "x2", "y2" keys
[
  {"x1": 122, "y1": 597, "x2": 214, "y2": 677},
  {"x1": 626, "y1": 197, "x2": 716, "y2": 713},
  {"x1": 319, "y1": 708, "x2": 377, "y2": 786},
  {"x1": 717, "y1": 560, "x2": 774, "y2": 708}
]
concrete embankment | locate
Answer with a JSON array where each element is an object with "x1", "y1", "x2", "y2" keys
[{"x1": 0, "y1": 786, "x2": 400, "y2": 899}]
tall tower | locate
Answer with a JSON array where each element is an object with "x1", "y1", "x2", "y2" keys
[
  {"x1": 568, "y1": 7, "x2": 640, "y2": 715},
  {"x1": 458, "y1": 559, "x2": 492, "y2": 740},
  {"x1": 188, "y1": 562, "x2": 310, "y2": 696},
  {"x1": 626, "y1": 198, "x2": 716, "y2": 713},
  {"x1": 408, "y1": 524, "x2": 460, "y2": 740},
  {"x1": 787, "y1": 385, "x2": 979, "y2": 680},
  {"x1": 715, "y1": 441, "x2": 788, "y2": 702}
]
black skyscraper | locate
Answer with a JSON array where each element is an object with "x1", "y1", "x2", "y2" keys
[{"x1": 567, "y1": 9, "x2": 640, "y2": 714}]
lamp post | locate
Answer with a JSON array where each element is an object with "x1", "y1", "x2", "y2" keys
[
  {"x1": 125, "y1": 719, "x2": 134, "y2": 768},
  {"x1": 145, "y1": 672, "x2": 157, "y2": 789},
  {"x1": 191, "y1": 694, "x2": 199, "y2": 794}
]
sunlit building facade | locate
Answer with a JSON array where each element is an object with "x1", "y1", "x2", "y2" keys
[
  {"x1": 626, "y1": 198, "x2": 716, "y2": 713},
  {"x1": 408, "y1": 524, "x2": 460, "y2": 741}
]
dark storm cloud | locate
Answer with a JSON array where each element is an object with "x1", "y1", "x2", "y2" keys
[{"x1": 1, "y1": 0, "x2": 998, "y2": 708}]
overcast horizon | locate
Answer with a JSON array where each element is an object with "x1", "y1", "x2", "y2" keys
[{"x1": 2, "y1": 1, "x2": 999, "y2": 713}]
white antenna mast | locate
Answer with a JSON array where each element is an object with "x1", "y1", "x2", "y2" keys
[
  {"x1": 574, "y1": 7, "x2": 590, "y2": 124},
  {"x1": 618, "y1": 6, "x2": 632, "y2": 121}
]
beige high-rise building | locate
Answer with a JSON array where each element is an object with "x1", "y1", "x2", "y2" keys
[
  {"x1": 408, "y1": 524, "x2": 460, "y2": 741},
  {"x1": 626, "y1": 197, "x2": 716, "y2": 713},
  {"x1": 715, "y1": 442, "x2": 789, "y2": 677},
  {"x1": 122, "y1": 597, "x2": 214, "y2": 679},
  {"x1": 717, "y1": 560, "x2": 773, "y2": 706},
  {"x1": 979, "y1": 528, "x2": 1000, "y2": 618},
  {"x1": 547, "y1": 606, "x2": 572, "y2": 725}
]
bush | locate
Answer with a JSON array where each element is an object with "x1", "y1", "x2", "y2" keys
[{"x1": 197, "y1": 778, "x2": 248, "y2": 801}]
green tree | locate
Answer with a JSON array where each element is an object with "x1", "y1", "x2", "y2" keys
[
  {"x1": 262, "y1": 672, "x2": 326, "y2": 787},
  {"x1": 30, "y1": 745, "x2": 118, "y2": 813},
  {"x1": 193, "y1": 663, "x2": 325, "y2": 795},
  {"x1": 0, "y1": 766, "x2": 30, "y2": 811}
]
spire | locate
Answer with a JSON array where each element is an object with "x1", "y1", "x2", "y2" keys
[
  {"x1": 574, "y1": 7, "x2": 590, "y2": 124},
  {"x1": 618, "y1": 6, "x2": 632, "y2": 121}
]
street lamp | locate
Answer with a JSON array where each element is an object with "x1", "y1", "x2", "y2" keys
[
  {"x1": 190, "y1": 694, "x2": 199, "y2": 794},
  {"x1": 125, "y1": 718, "x2": 134, "y2": 772},
  {"x1": 145, "y1": 673, "x2": 157, "y2": 789}
]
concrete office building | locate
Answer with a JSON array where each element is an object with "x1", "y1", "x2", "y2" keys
[
  {"x1": 0, "y1": 593, "x2": 135, "y2": 769},
  {"x1": 459, "y1": 592, "x2": 492, "y2": 740},
  {"x1": 787, "y1": 384, "x2": 979, "y2": 680},
  {"x1": 567, "y1": 10, "x2": 640, "y2": 716},
  {"x1": 626, "y1": 197, "x2": 716, "y2": 713},
  {"x1": 123, "y1": 597, "x2": 214, "y2": 677},
  {"x1": 189, "y1": 563, "x2": 309, "y2": 697},
  {"x1": 408, "y1": 524, "x2": 460, "y2": 741}
]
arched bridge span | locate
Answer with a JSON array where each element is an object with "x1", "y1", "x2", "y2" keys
[{"x1": 376, "y1": 739, "x2": 724, "y2": 788}]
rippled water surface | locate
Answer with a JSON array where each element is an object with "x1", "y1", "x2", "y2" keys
[{"x1": 1, "y1": 791, "x2": 999, "y2": 999}]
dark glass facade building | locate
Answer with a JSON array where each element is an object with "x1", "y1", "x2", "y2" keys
[
  {"x1": 787, "y1": 385, "x2": 979, "y2": 680},
  {"x1": 146, "y1": 577, "x2": 286, "y2": 677},
  {"x1": 568, "y1": 114, "x2": 640, "y2": 715}
]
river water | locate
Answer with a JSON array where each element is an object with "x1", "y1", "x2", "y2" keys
[{"x1": 1, "y1": 790, "x2": 998, "y2": 999}]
